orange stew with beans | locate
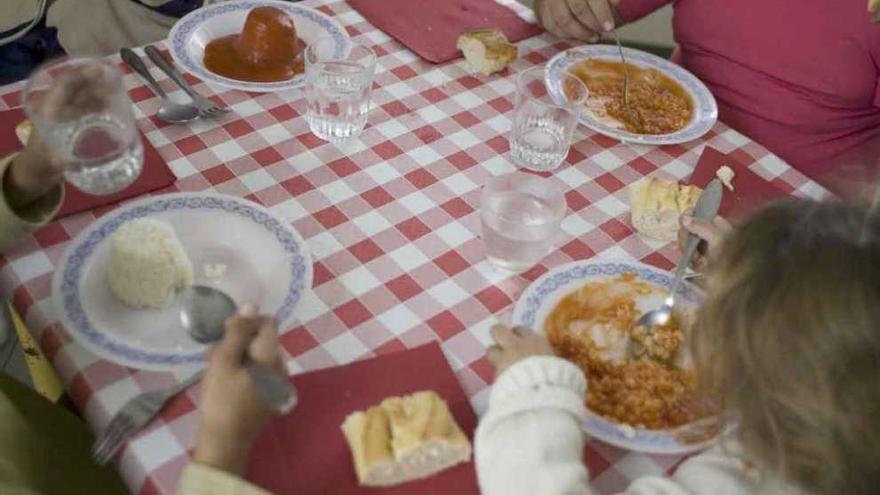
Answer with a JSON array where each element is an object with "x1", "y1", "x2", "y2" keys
[
  {"x1": 544, "y1": 273, "x2": 716, "y2": 429},
  {"x1": 569, "y1": 59, "x2": 693, "y2": 135}
]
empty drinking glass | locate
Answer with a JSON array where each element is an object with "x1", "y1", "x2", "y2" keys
[
  {"x1": 481, "y1": 173, "x2": 567, "y2": 273},
  {"x1": 508, "y1": 67, "x2": 587, "y2": 172},
  {"x1": 305, "y1": 38, "x2": 377, "y2": 144},
  {"x1": 24, "y1": 57, "x2": 143, "y2": 195}
]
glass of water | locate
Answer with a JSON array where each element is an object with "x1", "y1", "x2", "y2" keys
[
  {"x1": 509, "y1": 67, "x2": 587, "y2": 172},
  {"x1": 305, "y1": 38, "x2": 377, "y2": 144},
  {"x1": 24, "y1": 57, "x2": 143, "y2": 195},
  {"x1": 481, "y1": 173, "x2": 567, "y2": 273}
]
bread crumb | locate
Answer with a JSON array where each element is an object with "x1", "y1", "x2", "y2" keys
[
  {"x1": 716, "y1": 166, "x2": 735, "y2": 191},
  {"x1": 203, "y1": 263, "x2": 227, "y2": 279}
]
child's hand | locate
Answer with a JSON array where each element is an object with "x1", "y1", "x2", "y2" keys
[
  {"x1": 679, "y1": 212, "x2": 732, "y2": 272},
  {"x1": 487, "y1": 325, "x2": 554, "y2": 376},
  {"x1": 194, "y1": 311, "x2": 285, "y2": 475}
]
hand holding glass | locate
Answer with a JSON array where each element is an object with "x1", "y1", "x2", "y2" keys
[{"x1": 23, "y1": 57, "x2": 143, "y2": 195}]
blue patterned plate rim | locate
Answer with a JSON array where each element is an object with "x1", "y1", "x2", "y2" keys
[
  {"x1": 545, "y1": 45, "x2": 718, "y2": 146},
  {"x1": 511, "y1": 258, "x2": 726, "y2": 454},
  {"x1": 168, "y1": 0, "x2": 350, "y2": 92},
  {"x1": 51, "y1": 192, "x2": 313, "y2": 371}
]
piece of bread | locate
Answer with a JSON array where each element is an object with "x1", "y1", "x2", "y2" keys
[
  {"x1": 342, "y1": 390, "x2": 471, "y2": 487},
  {"x1": 715, "y1": 165, "x2": 735, "y2": 191},
  {"x1": 870, "y1": 0, "x2": 879, "y2": 22},
  {"x1": 629, "y1": 178, "x2": 702, "y2": 242},
  {"x1": 15, "y1": 120, "x2": 32, "y2": 145},
  {"x1": 457, "y1": 28, "x2": 517, "y2": 76}
]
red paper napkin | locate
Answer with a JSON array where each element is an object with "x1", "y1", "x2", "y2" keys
[
  {"x1": 0, "y1": 108, "x2": 175, "y2": 219},
  {"x1": 348, "y1": 0, "x2": 542, "y2": 63},
  {"x1": 688, "y1": 147, "x2": 788, "y2": 220},
  {"x1": 246, "y1": 342, "x2": 480, "y2": 494}
]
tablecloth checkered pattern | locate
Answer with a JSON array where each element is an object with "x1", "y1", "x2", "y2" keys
[{"x1": 0, "y1": 1, "x2": 826, "y2": 494}]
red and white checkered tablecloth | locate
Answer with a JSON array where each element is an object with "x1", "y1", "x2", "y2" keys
[{"x1": 0, "y1": 1, "x2": 826, "y2": 494}]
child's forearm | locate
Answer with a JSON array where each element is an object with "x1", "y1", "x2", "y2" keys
[{"x1": 475, "y1": 356, "x2": 591, "y2": 495}]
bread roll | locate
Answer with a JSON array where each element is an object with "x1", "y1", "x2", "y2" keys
[
  {"x1": 629, "y1": 178, "x2": 702, "y2": 242},
  {"x1": 342, "y1": 390, "x2": 471, "y2": 487},
  {"x1": 457, "y1": 28, "x2": 517, "y2": 76}
]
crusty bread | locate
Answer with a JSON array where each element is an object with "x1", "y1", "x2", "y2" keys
[
  {"x1": 15, "y1": 120, "x2": 32, "y2": 146},
  {"x1": 457, "y1": 28, "x2": 517, "y2": 76},
  {"x1": 870, "y1": 0, "x2": 880, "y2": 21},
  {"x1": 629, "y1": 178, "x2": 702, "y2": 242},
  {"x1": 342, "y1": 390, "x2": 471, "y2": 487}
]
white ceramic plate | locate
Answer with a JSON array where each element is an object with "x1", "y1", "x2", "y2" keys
[
  {"x1": 53, "y1": 193, "x2": 313, "y2": 371},
  {"x1": 168, "y1": 0, "x2": 350, "y2": 92},
  {"x1": 545, "y1": 45, "x2": 718, "y2": 145},
  {"x1": 511, "y1": 258, "x2": 727, "y2": 454}
]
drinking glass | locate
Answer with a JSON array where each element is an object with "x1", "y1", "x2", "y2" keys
[
  {"x1": 304, "y1": 38, "x2": 376, "y2": 143},
  {"x1": 24, "y1": 57, "x2": 143, "y2": 195},
  {"x1": 481, "y1": 173, "x2": 567, "y2": 273},
  {"x1": 508, "y1": 67, "x2": 587, "y2": 172}
]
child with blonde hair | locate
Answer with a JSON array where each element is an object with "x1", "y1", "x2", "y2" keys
[{"x1": 476, "y1": 199, "x2": 880, "y2": 495}]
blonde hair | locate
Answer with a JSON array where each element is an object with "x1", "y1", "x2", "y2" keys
[{"x1": 692, "y1": 200, "x2": 880, "y2": 494}]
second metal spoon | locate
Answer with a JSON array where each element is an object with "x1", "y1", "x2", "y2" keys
[{"x1": 120, "y1": 48, "x2": 199, "y2": 124}]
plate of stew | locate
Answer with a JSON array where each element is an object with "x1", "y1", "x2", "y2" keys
[
  {"x1": 512, "y1": 258, "x2": 730, "y2": 454},
  {"x1": 546, "y1": 45, "x2": 718, "y2": 145},
  {"x1": 168, "y1": 0, "x2": 350, "y2": 92}
]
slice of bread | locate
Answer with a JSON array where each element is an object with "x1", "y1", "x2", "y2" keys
[
  {"x1": 457, "y1": 28, "x2": 517, "y2": 76},
  {"x1": 15, "y1": 120, "x2": 32, "y2": 145},
  {"x1": 629, "y1": 178, "x2": 702, "y2": 242},
  {"x1": 342, "y1": 390, "x2": 471, "y2": 487}
]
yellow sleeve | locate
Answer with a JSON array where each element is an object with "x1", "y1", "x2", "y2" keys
[
  {"x1": 176, "y1": 464, "x2": 273, "y2": 495},
  {"x1": 0, "y1": 153, "x2": 64, "y2": 251}
]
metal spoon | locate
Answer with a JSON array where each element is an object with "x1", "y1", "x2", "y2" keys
[
  {"x1": 630, "y1": 179, "x2": 723, "y2": 348},
  {"x1": 120, "y1": 48, "x2": 199, "y2": 124},
  {"x1": 609, "y1": 30, "x2": 632, "y2": 117},
  {"x1": 180, "y1": 285, "x2": 298, "y2": 414}
]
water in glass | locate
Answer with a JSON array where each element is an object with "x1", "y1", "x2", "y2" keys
[
  {"x1": 43, "y1": 115, "x2": 143, "y2": 195},
  {"x1": 481, "y1": 174, "x2": 566, "y2": 273},
  {"x1": 305, "y1": 39, "x2": 376, "y2": 144},
  {"x1": 24, "y1": 57, "x2": 143, "y2": 195},
  {"x1": 509, "y1": 67, "x2": 587, "y2": 172}
]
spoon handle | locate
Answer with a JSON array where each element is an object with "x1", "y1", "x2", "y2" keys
[
  {"x1": 245, "y1": 363, "x2": 298, "y2": 414},
  {"x1": 120, "y1": 48, "x2": 167, "y2": 99},
  {"x1": 669, "y1": 179, "x2": 723, "y2": 299},
  {"x1": 144, "y1": 45, "x2": 198, "y2": 100}
]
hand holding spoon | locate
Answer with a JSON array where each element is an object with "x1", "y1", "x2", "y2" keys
[
  {"x1": 180, "y1": 285, "x2": 298, "y2": 413},
  {"x1": 629, "y1": 180, "x2": 723, "y2": 359}
]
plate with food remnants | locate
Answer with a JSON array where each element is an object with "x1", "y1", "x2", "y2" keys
[
  {"x1": 511, "y1": 259, "x2": 728, "y2": 454},
  {"x1": 168, "y1": 0, "x2": 350, "y2": 92},
  {"x1": 52, "y1": 193, "x2": 312, "y2": 371},
  {"x1": 545, "y1": 45, "x2": 718, "y2": 145}
]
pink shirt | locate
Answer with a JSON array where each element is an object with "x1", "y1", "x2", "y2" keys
[{"x1": 618, "y1": 0, "x2": 880, "y2": 193}]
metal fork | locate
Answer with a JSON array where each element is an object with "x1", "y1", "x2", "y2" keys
[
  {"x1": 609, "y1": 30, "x2": 632, "y2": 115},
  {"x1": 92, "y1": 371, "x2": 204, "y2": 465},
  {"x1": 143, "y1": 45, "x2": 231, "y2": 119}
]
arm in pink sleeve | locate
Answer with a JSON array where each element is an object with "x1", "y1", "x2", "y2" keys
[{"x1": 616, "y1": 0, "x2": 674, "y2": 23}]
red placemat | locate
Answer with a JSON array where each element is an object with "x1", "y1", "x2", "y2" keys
[
  {"x1": 348, "y1": 0, "x2": 542, "y2": 63},
  {"x1": 688, "y1": 146, "x2": 788, "y2": 220},
  {"x1": 0, "y1": 108, "x2": 175, "y2": 219},
  {"x1": 246, "y1": 342, "x2": 479, "y2": 494}
]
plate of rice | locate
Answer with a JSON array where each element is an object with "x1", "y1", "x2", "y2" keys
[
  {"x1": 512, "y1": 258, "x2": 728, "y2": 454},
  {"x1": 52, "y1": 193, "x2": 312, "y2": 371}
]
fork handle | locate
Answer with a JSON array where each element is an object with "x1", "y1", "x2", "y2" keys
[{"x1": 144, "y1": 45, "x2": 199, "y2": 100}]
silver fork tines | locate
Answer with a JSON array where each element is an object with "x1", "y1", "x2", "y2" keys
[
  {"x1": 143, "y1": 45, "x2": 231, "y2": 119},
  {"x1": 91, "y1": 371, "x2": 203, "y2": 465}
]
